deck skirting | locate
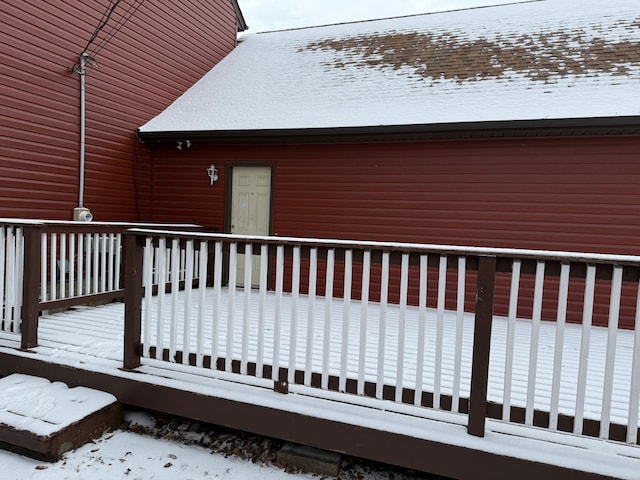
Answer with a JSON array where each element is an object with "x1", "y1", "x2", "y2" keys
[{"x1": 0, "y1": 348, "x2": 635, "y2": 480}]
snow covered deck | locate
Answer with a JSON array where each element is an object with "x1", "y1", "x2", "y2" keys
[
  {"x1": 2, "y1": 221, "x2": 640, "y2": 479},
  {"x1": 1, "y1": 291, "x2": 639, "y2": 479}
]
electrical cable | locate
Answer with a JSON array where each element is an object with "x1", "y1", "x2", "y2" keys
[
  {"x1": 87, "y1": 0, "x2": 144, "y2": 58},
  {"x1": 70, "y1": 0, "x2": 144, "y2": 72},
  {"x1": 132, "y1": 132, "x2": 142, "y2": 221},
  {"x1": 81, "y1": 0, "x2": 122, "y2": 55}
]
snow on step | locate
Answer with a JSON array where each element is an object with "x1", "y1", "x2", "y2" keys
[{"x1": 0, "y1": 374, "x2": 122, "y2": 461}]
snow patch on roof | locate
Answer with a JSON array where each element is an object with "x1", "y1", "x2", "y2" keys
[{"x1": 139, "y1": 0, "x2": 640, "y2": 133}]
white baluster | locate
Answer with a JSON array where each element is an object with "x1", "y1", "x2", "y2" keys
[
  {"x1": 339, "y1": 249, "x2": 352, "y2": 392},
  {"x1": 142, "y1": 237, "x2": 153, "y2": 358},
  {"x1": 195, "y1": 240, "x2": 208, "y2": 368},
  {"x1": 182, "y1": 239, "x2": 195, "y2": 365},
  {"x1": 395, "y1": 252, "x2": 409, "y2": 403},
  {"x1": 627, "y1": 278, "x2": 640, "y2": 444},
  {"x1": 155, "y1": 237, "x2": 167, "y2": 360},
  {"x1": 452, "y1": 256, "x2": 466, "y2": 413},
  {"x1": 210, "y1": 241, "x2": 223, "y2": 369},
  {"x1": 257, "y1": 244, "x2": 268, "y2": 377},
  {"x1": 322, "y1": 249, "x2": 335, "y2": 390},
  {"x1": 550, "y1": 263, "x2": 570, "y2": 430},
  {"x1": 376, "y1": 251, "x2": 389, "y2": 399},
  {"x1": 414, "y1": 254, "x2": 428, "y2": 406},
  {"x1": 600, "y1": 265, "x2": 623, "y2": 439},
  {"x1": 272, "y1": 245, "x2": 284, "y2": 381},
  {"x1": 525, "y1": 260, "x2": 546, "y2": 426},
  {"x1": 305, "y1": 247, "x2": 318, "y2": 387},
  {"x1": 574, "y1": 264, "x2": 596, "y2": 435},
  {"x1": 434, "y1": 255, "x2": 447, "y2": 409},
  {"x1": 59, "y1": 233, "x2": 66, "y2": 299},
  {"x1": 68, "y1": 233, "x2": 76, "y2": 297},
  {"x1": 169, "y1": 238, "x2": 180, "y2": 362},
  {"x1": 241, "y1": 243, "x2": 253, "y2": 375},
  {"x1": 226, "y1": 242, "x2": 237, "y2": 372},
  {"x1": 358, "y1": 250, "x2": 371, "y2": 396}
]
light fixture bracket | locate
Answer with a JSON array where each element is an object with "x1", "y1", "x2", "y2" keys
[{"x1": 207, "y1": 164, "x2": 219, "y2": 185}]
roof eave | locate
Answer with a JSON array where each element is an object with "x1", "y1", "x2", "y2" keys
[
  {"x1": 136, "y1": 116, "x2": 640, "y2": 145},
  {"x1": 232, "y1": 0, "x2": 248, "y2": 32}
]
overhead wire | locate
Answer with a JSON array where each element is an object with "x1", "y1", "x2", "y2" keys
[
  {"x1": 87, "y1": 0, "x2": 145, "y2": 58},
  {"x1": 69, "y1": 0, "x2": 147, "y2": 218},
  {"x1": 71, "y1": 0, "x2": 144, "y2": 72},
  {"x1": 81, "y1": 0, "x2": 122, "y2": 55}
]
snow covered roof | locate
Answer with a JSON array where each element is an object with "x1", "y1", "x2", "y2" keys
[{"x1": 138, "y1": 0, "x2": 640, "y2": 135}]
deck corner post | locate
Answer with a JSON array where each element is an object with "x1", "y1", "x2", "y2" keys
[
  {"x1": 123, "y1": 231, "x2": 145, "y2": 370},
  {"x1": 468, "y1": 255, "x2": 497, "y2": 437},
  {"x1": 20, "y1": 224, "x2": 43, "y2": 350}
]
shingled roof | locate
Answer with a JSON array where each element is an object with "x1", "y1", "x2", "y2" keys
[{"x1": 139, "y1": 0, "x2": 640, "y2": 136}]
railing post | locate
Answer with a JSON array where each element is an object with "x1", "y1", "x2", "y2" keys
[
  {"x1": 123, "y1": 231, "x2": 144, "y2": 370},
  {"x1": 468, "y1": 255, "x2": 496, "y2": 437},
  {"x1": 21, "y1": 224, "x2": 42, "y2": 350}
]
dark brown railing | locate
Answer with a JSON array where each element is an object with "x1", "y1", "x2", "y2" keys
[
  {"x1": 122, "y1": 228, "x2": 640, "y2": 444},
  {"x1": 3, "y1": 220, "x2": 640, "y2": 443},
  {"x1": 0, "y1": 219, "x2": 201, "y2": 350}
]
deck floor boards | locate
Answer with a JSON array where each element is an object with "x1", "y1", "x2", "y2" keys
[
  {"x1": 21, "y1": 287, "x2": 640, "y2": 426},
  {"x1": 1, "y1": 287, "x2": 640, "y2": 479}
]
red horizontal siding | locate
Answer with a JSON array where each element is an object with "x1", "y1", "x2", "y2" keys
[
  {"x1": 149, "y1": 146, "x2": 227, "y2": 228},
  {"x1": 151, "y1": 136, "x2": 640, "y2": 255},
  {"x1": 150, "y1": 135, "x2": 640, "y2": 326},
  {"x1": 1, "y1": 0, "x2": 237, "y2": 221},
  {"x1": 273, "y1": 138, "x2": 640, "y2": 255}
]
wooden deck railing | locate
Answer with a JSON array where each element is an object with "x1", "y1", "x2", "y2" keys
[
  {"x1": 0, "y1": 222, "x2": 25, "y2": 336},
  {"x1": 123, "y1": 228, "x2": 640, "y2": 444},
  {"x1": 4, "y1": 221, "x2": 640, "y2": 445},
  {"x1": 0, "y1": 219, "x2": 201, "y2": 350}
]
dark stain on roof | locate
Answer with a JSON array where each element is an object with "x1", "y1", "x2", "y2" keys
[{"x1": 300, "y1": 18, "x2": 640, "y2": 84}]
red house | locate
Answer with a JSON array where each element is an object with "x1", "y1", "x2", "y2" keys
[
  {"x1": 2, "y1": 3, "x2": 640, "y2": 477},
  {"x1": 137, "y1": 0, "x2": 640, "y2": 257},
  {"x1": 0, "y1": 0, "x2": 246, "y2": 221}
]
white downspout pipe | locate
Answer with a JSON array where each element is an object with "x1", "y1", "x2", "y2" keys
[
  {"x1": 78, "y1": 52, "x2": 87, "y2": 209},
  {"x1": 72, "y1": 53, "x2": 93, "y2": 221}
]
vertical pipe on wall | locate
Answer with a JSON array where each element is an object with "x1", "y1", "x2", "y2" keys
[{"x1": 78, "y1": 53, "x2": 87, "y2": 209}]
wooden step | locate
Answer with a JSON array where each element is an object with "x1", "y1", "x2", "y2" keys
[
  {"x1": 0, "y1": 374, "x2": 122, "y2": 461},
  {"x1": 277, "y1": 442, "x2": 343, "y2": 476}
]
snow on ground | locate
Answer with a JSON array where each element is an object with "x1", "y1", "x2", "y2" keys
[
  {"x1": 1, "y1": 408, "x2": 446, "y2": 480},
  {"x1": 2, "y1": 429, "x2": 295, "y2": 480}
]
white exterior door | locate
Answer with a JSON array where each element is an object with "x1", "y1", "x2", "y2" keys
[{"x1": 230, "y1": 166, "x2": 272, "y2": 286}]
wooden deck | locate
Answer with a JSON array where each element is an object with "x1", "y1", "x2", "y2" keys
[
  {"x1": 2, "y1": 220, "x2": 640, "y2": 479},
  {"x1": 1, "y1": 290, "x2": 640, "y2": 479}
]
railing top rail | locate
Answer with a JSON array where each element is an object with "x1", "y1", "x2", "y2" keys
[
  {"x1": 0, "y1": 218, "x2": 46, "y2": 226},
  {"x1": 0, "y1": 219, "x2": 202, "y2": 233},
  {"x1": 127, "y1": 228, "x2": 640, "y2": 267}
]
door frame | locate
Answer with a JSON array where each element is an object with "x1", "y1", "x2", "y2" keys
[
  {"x1": 223, "y1": 162, "x2": 275, "y2": 236},
  {"x1": 222, "y1": 163, "x2": 275, "y2": 287}
]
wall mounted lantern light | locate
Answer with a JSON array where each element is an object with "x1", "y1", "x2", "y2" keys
[{"x1": 207, "y1": 164, "x2": 219, "y2": 185}]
